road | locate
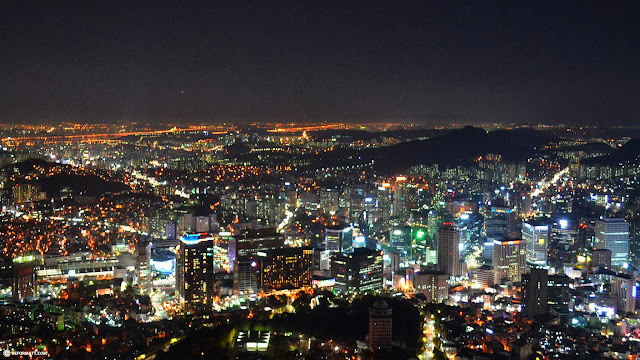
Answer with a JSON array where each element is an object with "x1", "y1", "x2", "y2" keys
[{"x1": 422, "y1": 318, "x2": 435, "y2": 360}]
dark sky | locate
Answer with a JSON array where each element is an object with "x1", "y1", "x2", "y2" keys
[{"x1": 1, "y1": 1, "x2": 639, "y2": 126}]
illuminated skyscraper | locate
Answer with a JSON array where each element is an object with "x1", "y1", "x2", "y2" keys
[
  {"x1": 485, "y1": 205, "x2": 518, "y2": 238},
  {"x1": 135, "y1": 239, "x2": 152, "y2": 295},
  {"x1": 522, "y1": 220, "x2": 549, "y2": 265},
  {"x1": 12, "y1": 255, "x2": 37, "y2": 301},
  {"x1": 229, "y1": 228, "x2": 284, "y2": 271},
  {"x1": 492, "y1": 238, "x2": 526, "y2": 283},
  {"x1": 176, "y1": 233, "x2": 214, "y2": 310},
  {"x1": 331, "y1": 248, "x2": 383, "y2": 294},
  {"x1": 437, "y1": 223, "x2": 460, "y2": 277},
  {"x1": 325, "y1": 225, "x2": 353, "y2": 252},
  {"x1": 260, "y1": 247, "x2": 313, "y2": 291},
  {"x1": 234, "y1": 255, "x2": 261, "y2": 296},
  {"x1": 611, "y1": 273, "x2": 636, "y2": 314},
  {"x1": 390, "y1": 225, "x2": 412, "y2": 258},
  {"x1": 595, "y1": 218, "x2": 629, "y2": 267},
  {"x1": 393, "y1": 176, "x2": 407, "y2": 218}
]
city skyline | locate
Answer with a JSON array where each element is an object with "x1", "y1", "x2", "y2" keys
[{"x1": 2, "y1": 2, "x2": 640, "y2": 359}]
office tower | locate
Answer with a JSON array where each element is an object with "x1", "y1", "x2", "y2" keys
[
  {"x1": 195, "y1": 216, "x2": 210, "y2": 232},
  {"x1": 260, "y1": 247, "x2": 313, "y2": 291},
  {"x1": 331, "y1": 248, "x2": 383, "y2": 294},
  {"x1": 522, "y1": 220, "x2": 549, "y2": 265},
  {"x1": 577, "y1": 222, "x2": 594, "y2": 250},
  {"x1": 229, "y1": 228, "x2": 284, "y2": 271},
  {"x1": 550, "y1": 222, "x2": 577, "y2": 265},
  {"x1": 630, "y1": 220, "x2": 640, "y2": 267},
  {"x1": 178, "y1": 212, "x2": 196, "y2": 232},
  {"x1": 547, "y1": 274, "x2": 570, "y2": 312},
  {"x1": 437, "y1": 223, "x2": 460, "y2": 277},
  {"x1": 493, "y1": 238, "x2": 526, "y2": 283},
  {"x1": 522, "y1": 267, "x2": 548, "y2": 317},
  {"x1": 234, "y1": 255, "x2": 261, "y2": 296},
  {"x1": 414, "y1": 269, "x2": 449, "y2": 303},
  {"x1": 135, "y1": 239, "x2": 152, "y2": 295},
  {"x1": 459, "y1": 212, "x2": 484, "y2": 248},
  {"x1": 590, "y1": 249, "x2": 612, "y2": 270},
  {"x1": 427, "y1": 209, "x2": 442, "y2": 240},
  {"x1": 611, "y1": 274, "x2": 636, "y2": 314},
  {"x1": 485, "y1": 205, "x2": 518, "y2": 238},
  {"x1": 483, "y1": 240, "x2": 494, "y2": 263},
  {"x1": 390, "y1": 225, "x2": 412, "y2": 258},
  {"x1": 476, "y1": 265, "x2": 495, "y2": 290},
  {"x1": 388, "y1": 252, "x2": 401, "y2": 274},
  {"x1": 595, "y1": 218, "x2": 630, "y2": 267},
  {"x1": 325, "y1": 225, "x2": 353, "y2": 252},
  {"x1": 165, "y1": 220, "x2": 177, "y2": 240},
  {"x1": 176, "y1": 233, "x2": 214, "y2": 309},
  {"x1": 12, "y1": 255, "x2": 36, "y2": 301},
  {"x1": 393, "y1": 176, "x2": 407, "y2": 219},
  {"x1": 368, "y1": 300, "x2": 392, "y2": 350},
  {"x1": 319, "y1": 188, "x2": 340, "y2": 213}
]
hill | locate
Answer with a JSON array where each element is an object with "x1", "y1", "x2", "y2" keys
[
  {"x1": 583, "y1": 139, "x2": 640, "y2": 165},
  {"x1": 360, "y1": 126, "x2": 556, "y2": 174}
]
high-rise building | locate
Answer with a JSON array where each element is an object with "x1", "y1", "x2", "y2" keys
[
  {"x1": 547, "y1": 274, "x2": 570, "y2": 312},
  {"x1": 590, "y1": 249, "x2": 612, "y2": 270},
  {"x1": 522, "y1": 220, "x2": 549, "y2": 265},
  {"x1": 390, "y1": 225, "x2": 412, "y2": 258},
  {"x1": 393, "y1": 176, "x2": 408, "y2": 219},
  {"x1": 135, "y1": 239, "x2": 152, "y2": 295},
  {"x1": 229, "y1": 228, "x2": 284, "y2": 271},
  {"x1": 414, "y1": 269, "x2": 449, "y2": 303},
  {"x1": 611, "y1": 273, "x2": 636, "y2": 314},
  {"x1": 176, "y1": 233, "x2": 214, "y2": 310},
  {"x1": 595, "y1": 218, "x2": 629, "y2": 267},
  {"x1": 260, "y1": 247, "x2": 313, "y2": 291},
  {"x1": 550, "y1": 220, "x2": 577, "y2": 264},
  {"x1": 522, "y1": 267, "x2": 548, "y2": 317},
  {"x1": 195, "y1": 216, "x2": 210, "y2": 233},
  {"x1": 476, "y1": 265, "x2": 495, "y2": 290},
  {"x1": 368, "y1": 300, "x2": 392, "y2": 350},
  {"x1": 493, "y1": 238, "x2": 526, "y2": 283},
  {"x1": 437, "y1": 223, "x2": 460, "y2": 277},
  {"x1": 630, "y1": 220, "x2": 640, "y2": 267},
  {"x1": 234, "y1": 255, "x2": 262, "y2": 296},
  {"x1": 485, "y1": 205, "x2": 518, "y2": 238},
  {"x1": 165, "y1": 220, "x2": 177, "y2": 240},
  {"x1": 325, "y1": 225, "x2": 353, "y2": 252},
  {"x1": 12, "y1": 255, "x2": 37, "y2": 301},
  {"x1": 331, "y1": 248, "x2": 383, "y2": 294}
]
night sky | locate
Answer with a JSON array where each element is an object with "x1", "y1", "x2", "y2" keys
[{"x1": 2, "y1": 1, "x2": 639, "y2": 126}]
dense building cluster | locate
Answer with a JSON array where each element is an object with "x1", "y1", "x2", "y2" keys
[{"x1": 0, "y1": 123, "x2": 639, "y2": 359}]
